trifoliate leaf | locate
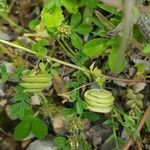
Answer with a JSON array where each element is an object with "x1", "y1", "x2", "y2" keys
[
  {"x1": 13, "y1": 64, "x2": 25, "y2": 81},
  {"x1": 14, "y1": 121, "x2": 31, "y2": 140},
  {"x1": 73, "y1": 23, "x2": 92, "y2": 35},
  {"x1": 29, "y1": 19, "x2": 40, "y2": 30},
  {"x1": 61, "y1": 0, "x2": 78, "y2": 14},
  {"x1": 108, "y1": 46, "x2": 126, "y2": 74},
  {"x1": 82, "y1": 111, "x2": 99, "y2": 121},
  {"x1": 31, "y1": 117, "x2": 48, "y2": 139},
  {"x1": 71, "y1": 12, "x2": 81, "y2": 27},
  {"x1": 41, "y1": 5, "x2": 64, "y2": 28},
  {"x1": 10, "y1": 101, "x2": 31, "y2": 119},
  {"x1": 54, "y1": 136, "x2": 68, "y2": 148},
  {"x1": 82, "y1": 38, "x2": 107, "y2": 57},
  {"x1": 76, "y1": 100, "x2": 83, "y2": 115}
]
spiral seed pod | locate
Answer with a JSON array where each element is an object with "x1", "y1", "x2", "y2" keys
[
  {"x1": 20, "y1": 74, "x2": 52, "y2": 92},
  {"x1": 84, "y1": 89, "x2": 115, "y2": 113}
]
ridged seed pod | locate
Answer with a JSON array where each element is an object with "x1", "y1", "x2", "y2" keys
[
  {"x1": 20, "y1": 74, "x2": 52, "y2": 92},
  {"x1": 84, "y1": 89, "x2": 115, "y2": 113}
]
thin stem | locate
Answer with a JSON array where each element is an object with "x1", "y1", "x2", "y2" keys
[
  {"x1": 38, "y1": 92, "x2": 48, "y2": 103},
  {"x1": 0, "y1": 38, "x2": 150, "y2": 84},
  {"x1": 112, "y1": 117, "x2": 120, "y2": 150},
  {"x1": 57, "y1": 39, "x2": 77, "y2": 63},
  {"x1": 122, "y1": 105, "x2": 150, "y2": 150},
  {"x1": 0, "y1": 13, "x2": 23, "y2": 32},
  {"x1": 61, "y1": 38, "x2": 77, "y2": 55},
  {"x1": 46, "y1": 55, "x2": 88, "y2": 73},
  {"x1": 0, "y1": 38, "x2": 38, "y2": 55}
]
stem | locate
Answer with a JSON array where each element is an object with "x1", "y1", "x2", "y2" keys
[
  {"x1": 0, "y1": 38, "x2": 150, "y2": 84},
  {"x1": 46, "y1": 55, "x2": 88, "y2": 72},
  {"x1": 0, "y1": 38, "x2": 38, "y2": 55},
  {"x1": 57, "y1": 39, "x2": 77, "y2": 63},
  {"x1": 122, "y1": 105, "x2": 150, "y2": 150},
  {"x1": 33, "y1": 111, "x2": 39, "y2": 117},
  {"x1": 112, "y1": 117, "x2": 120, "y2": 150},
  {"x1": 67, "y1": 82, "x2": 94, "y2": 94},
  {"x1": 61, "y1": 38, "x2": 77, "y2": 55},
  {"x1": 38, "y1": 92, "x2": 48, "y2": 103},
  {"x1": 0, "y1": 13, "x2": 23, "y2": 32}
]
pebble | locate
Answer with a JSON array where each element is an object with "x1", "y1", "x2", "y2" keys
[{"x1": 26, "y1": 139, "x2": 57, "y2": 150}]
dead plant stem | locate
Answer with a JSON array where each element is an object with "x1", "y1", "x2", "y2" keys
[{"x1": 122, "y1": 105, "x2": 150, "y2": 150}]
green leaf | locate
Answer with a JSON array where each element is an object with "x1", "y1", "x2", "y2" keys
[
  {"x1": 82, "y1": 111, "x2": 99, "y2": 121},
  {"x1": 80, "y1": 100, "x2": 87, "y2": 109},
  {"x1": 82, "y1": 38, "x2": 107, "y2": 57},
  {"x1": 73, "y1": 23, "x2": 92, "y2": 35},
  {"x1": 54, "y1": 136, "x2": 68, "y2": 149},
  {"x1": 32, "y1": 39, "x2": 48, "y2": 56},
  {"x1": 29, "y1": 19, "x2": 40, "y2": 30},
  {"x1": 108, "y1": 45, "x2": 126, "y2": 74},
  {"x1": 44, "y1": 0, "x2": 61, "y2": 10},
  {"x1": 0, "y1": 0, "x2": 7, "y2": 12},
  {"x1": 143, "y1": 44, "x2": 150, "y2": 54},
  {"x1": 0, "y1": 64, "x2": 8, "y2": 82},
  {"x1": 31, "y1": 117, "x2": 48, "y2": 139},
  {"x1": 97, "y1": 3, "x2": 120, "y2": 15},
  {"x1": 13, "y1": 64, "x2": 25, "y2": 81},
  {"x1": 71, "y1": 32, "x2": 83, "y2": 50},
  {"x1": 61, "y1": 108, "x2": 77, "y2": 116},
  {"x1": 105, "y1": 134, "x2": 115, "y2": 143},
  {"x1": 71, "y1": 12, "x2": 81, "y2": 27},
  {"x1": 76, "y1": 100, "x2": 83, "y2": 115},
  {"x1": 20, "y1": 109, "x2": 34, "y2": 121},
  {"x1": 82, "y1": 0, "x2": 97, "y2": 8},
  {"x1": 41, "y1": 5, "x2": 64, "y2": 28},
  {"x1": 61, "y1": 0, "x2": 78, "y2": 14},
  {"x1": 10, "y1": 102, "x2": 31, "y2": 119},
  {"x1": 13, "y1": 86, "x2": 31, "y2": 103},
  {"x1": 14, "y1": 121, "x2": 31, "y2": 140}
]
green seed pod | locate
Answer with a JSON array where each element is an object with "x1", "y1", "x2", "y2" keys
[
  {"x1": 84, "y1": 89, "x2": 115, "y2": 113},
  {"x1": 20, "y1": 74, "x2": 52, "y2": 92},
  {"x1": 21, "y1": 75, "x2": 51, "y2": 83},
  {"x1": 20, "y1": 83, "x2": 50, "y2": 89}
]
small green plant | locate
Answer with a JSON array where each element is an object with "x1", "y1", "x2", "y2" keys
[{"x1": 0, "y1": 0, "x2": 150, "y2": 150}]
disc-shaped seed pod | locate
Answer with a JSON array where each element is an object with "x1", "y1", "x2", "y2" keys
[
  {"x1": 84, "y1": 89, "x2": 115, "y2": 113},
  {"x1": 20, "y1": 74, "x2": 52, "y2": 92}
]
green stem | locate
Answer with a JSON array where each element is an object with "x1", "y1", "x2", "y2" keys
[
  {"x1": 0, "y1": 13, "x2": 23, "y2": 32},
  {"x1": 0, "y1": 38, "x2": 89, "y2": 73},
  {"x1": 112, "y1": 117, "x2": 120, "y2": 150},
  {"x1": 57, "y1": 39, "x2": 77, "y2": 63},
  {"x1": 0, "y1": 38, "x2": 38, "y2": 55},
  {"x1": 61, "y1": 38, "x2": 77, "y2": 55},
  {"x1": 38, "y1": 92, "x2": 48, "y2": 103},
  {"x1": 33, "y1": 111, "x2": 39, "y2": 117},
  {"x1": 113, "y1": 106, "x2": 126, "y2": 124},
  {"x1": 0, "y1": 39, "x2": 149, "y2": 84}
]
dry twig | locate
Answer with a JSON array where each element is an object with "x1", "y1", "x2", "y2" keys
[{"x1": 122, "y1": 105, "x2": 150, "y2": 150}]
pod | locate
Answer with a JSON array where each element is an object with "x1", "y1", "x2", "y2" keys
[{"x1": 84, "y1": 89, "x2": 115, "y2": 113}]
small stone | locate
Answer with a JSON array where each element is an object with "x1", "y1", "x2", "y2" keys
[
  {"x1": 31, "y1": 95, "x2": 41, "y2": 105},
  {"x1": 93, "y1": 136, "x2": 102, "y2": 148},
  {"x1": 0, "y1": 99, "x2": 7, "y2": 107},
  {"x1": 51, "y1": 114, "x2": 67, "y2": 135},
  {"x1": 133, "y1": 82, "x2": 146, "y2": 93},
  {"x1": 26, "y1": 139, "x2": 57, "y2": 150}
]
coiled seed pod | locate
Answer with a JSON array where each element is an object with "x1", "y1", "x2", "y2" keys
[
  {"x1": 84, "y1": 89, "x2": 115, "y2": 113},
  {"x1": 20, "y1": 74, "x2": 52, "y2": 92}
]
